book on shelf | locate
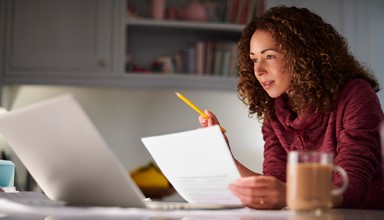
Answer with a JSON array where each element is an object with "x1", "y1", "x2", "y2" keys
[
  {"x1": 204, "y1": 41, "x2": 214, "y2": 75},
  {"x1": 221, "y1": 44, "x2": 232, "y2": 77},
  {"x1": 223, "y1": 0, "x2": 232, "y2": 23},
  {"x1": 127, "y1": 0, "x2": 264, "y2": 25},
  {"x1": 183, "y1": 46, "x2": 195, "y2": 74},
  {"x1": 230, "y1": 0, "x2": 240, "y2": 23},
  {"x1": 148, "y1": 40, "x2": 238, "y2": 77},
  {"x1": 195, "y1": 41, "x2": 205, "y2": 75},
  {"x1": 237, "y1": 0, "x2": 249, "y2": 24},
  {"x1": 212, "y1": 41, "x2": 238, "y2": 77},
  {"x1": 246, "y1": 0, "x2": 259, "y2": 23},
  {"x1": 229, "y1": 43, "x2": 239, "y2": 77},
  {"x1": 223, "y1": 0, "x2": 264, "y2": 24}
]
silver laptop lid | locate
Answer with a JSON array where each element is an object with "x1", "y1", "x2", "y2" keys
[{"x1": 0, "y1": 94, "x2": 146, "y2": 207}]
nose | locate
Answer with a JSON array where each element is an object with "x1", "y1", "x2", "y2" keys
[{"x1": 254, "y1": 61, "x2": 266, "y2": 77}]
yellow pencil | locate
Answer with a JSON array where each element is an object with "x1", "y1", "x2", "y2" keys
[{"x1": 175, "y1": 92, "x2": 227, "y2": 133}]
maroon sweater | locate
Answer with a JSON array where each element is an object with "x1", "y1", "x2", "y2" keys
[{"x1": 262, "y1": 79, "x2": 384, "y2": 209}]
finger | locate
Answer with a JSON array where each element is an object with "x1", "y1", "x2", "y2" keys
[
  {"x1": 204, "y1": 110, "x2": 221, "y2": 126},
  {"x1": 207, "y1": 110, "x2": 219, "y2": 122},
  {"x1": 230, "y1": 187, "x2": 269, "y2": 209},
  {"x1": 204, "y1": 109, "x2": 213, "y2": 116},
  {"x1": 230, "y1": 177, "x2": 285, "y2": 210},
  {"x1": 198, "y1": 115, "x2": 208, "y2": 127},
  {"x1": 208, "y1": 118, "x2": 216, "y2": 127},
  {"x1": 229, "y1": 182, "x2": 266, "y2": 197},
  {"x1": 232, "y1": 176, "x2": 271, "y2": 187},
  {"x1": 249, "y1": 197, "x2": 270, "y2": 210}
]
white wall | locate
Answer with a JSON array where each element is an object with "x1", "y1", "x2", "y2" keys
[
  {"x1": 266, "y1": 0, "x2": 384, "y2": 106},
  {"x1": 367, "y1": 0, "x2": 384, "y2": 105},
  {"x1": 0, "y1": 85, "x2": 264, "y2": 189}
]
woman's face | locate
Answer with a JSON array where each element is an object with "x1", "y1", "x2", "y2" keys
[{"x1": 250, "y1": 30, "x2": 293, "y2": 98}]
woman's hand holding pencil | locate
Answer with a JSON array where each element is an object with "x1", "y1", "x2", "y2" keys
[{"x1": 175, "y1": 92, "x2": 227, "y2": 133}]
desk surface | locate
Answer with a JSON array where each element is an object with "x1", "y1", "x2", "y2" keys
[
  {"x1": 0, "y1": 192, "x2": 383, "y2": 219},
  {"x1": 1, "y1": 208, "x2": 384, "y2": 220}
]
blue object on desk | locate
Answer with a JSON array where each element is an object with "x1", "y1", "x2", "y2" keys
[{"x1": 0, "y1": 159, "x2": 15, "y2": 187}]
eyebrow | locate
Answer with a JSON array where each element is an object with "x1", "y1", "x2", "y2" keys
[{"x1": 250, "y1": 48, "x2": 278, "y2": 56}]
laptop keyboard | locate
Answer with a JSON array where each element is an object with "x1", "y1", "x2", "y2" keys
[
  {"x1": 0, "y1": 191, "x2": 66, "y2": 207},
  {"x1": 145, "y1": 201, "x2": 244, "y2": 210}
]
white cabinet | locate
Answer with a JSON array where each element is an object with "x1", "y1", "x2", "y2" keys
[
  {"x1": 0, "y1": 0, "x2": 5, "y2": 83},
  {"x1": 1, "y1": 0, "x2": 250, "y2": 91},
  {"x1": 3, "y1": 0, "x2": 125, "y2": 85}
]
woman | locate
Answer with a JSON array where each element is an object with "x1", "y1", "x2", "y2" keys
[{"x1": 199, "y1": 6, "x2": 384, "y2": 210}]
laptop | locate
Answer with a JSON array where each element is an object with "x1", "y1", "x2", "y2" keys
[{"x1": 0, "y1": 94, "x2": 243, "y2": 210}]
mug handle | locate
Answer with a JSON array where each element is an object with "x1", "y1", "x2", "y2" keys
[{"x1": 331, "y1": 166, "x2": 349, "y2": 196}]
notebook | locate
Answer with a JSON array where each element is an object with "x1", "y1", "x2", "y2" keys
[{"x1": 0, "y1": 94, "x2": 243, "y2": 210}]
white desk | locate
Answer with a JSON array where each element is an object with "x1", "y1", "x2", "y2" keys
[{"x1": 1, "y1": 207, "x2": 384, "y2": 220}]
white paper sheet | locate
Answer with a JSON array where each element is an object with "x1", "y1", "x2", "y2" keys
[{"x1": 141, "y1": 126, "x2": 242, "y2": 205}]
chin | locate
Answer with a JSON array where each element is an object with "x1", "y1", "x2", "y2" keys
[
  {"x1": 266, "y1": 92, "x2": 278, "y2": 98},
  {"x1": 267, "y1": 91, "x2": 284, "y2": 98}
]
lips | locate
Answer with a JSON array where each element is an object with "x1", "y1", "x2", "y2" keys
[{"x1": 261, "y1": 80, "x2": 274, "y2": 89}]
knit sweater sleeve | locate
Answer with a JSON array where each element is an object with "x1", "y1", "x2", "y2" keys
[
  {"x1": 262, "y1": 119, "x2": 288, "y2": 182},
  {"x1": 333, "y1": 79, "x2": 383, "y2": 208}
]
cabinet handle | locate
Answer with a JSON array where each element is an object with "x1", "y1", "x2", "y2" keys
[{"x1": 99, "y1": 59, "x2": 108, "y2": 68}]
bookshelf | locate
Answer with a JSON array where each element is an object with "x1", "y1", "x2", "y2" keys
[{"x1": 125, "y1": 0, "x2": 264, "y2": 88}]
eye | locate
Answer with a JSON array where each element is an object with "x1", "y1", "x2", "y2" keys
[
  {"x1": 251, "y1": 58, "x2": 259, "y2": 63},
  {"x1": 266, "y1": 54, "x2": 275, "y2": 59}
]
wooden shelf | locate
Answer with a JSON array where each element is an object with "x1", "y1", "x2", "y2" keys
[
  {"x1": 120, "y1": 73, "x2": 238, "y2": 91},
  {"x1": 126, "y1": 18, "x2": 245, "y2": 33},
  {"x1": 3, "y1": 73, "x2": 238, "y2": 91}
]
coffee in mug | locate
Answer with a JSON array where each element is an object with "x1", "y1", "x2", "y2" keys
[{"x1": 287, "y1": 151, "x2": 348, "y2": 212}]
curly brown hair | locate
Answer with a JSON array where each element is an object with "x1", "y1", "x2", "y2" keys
[{"x1": 237, "y1": 6, "x2": 380, "y2": 120}]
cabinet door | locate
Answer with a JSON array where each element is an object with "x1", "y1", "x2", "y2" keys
[
  {"x1": 5, "y1": 0, "x2": 120, "y2": 79},
  {"x1": 0, "y1": 1, "x2": 5, "y2": 80}
]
